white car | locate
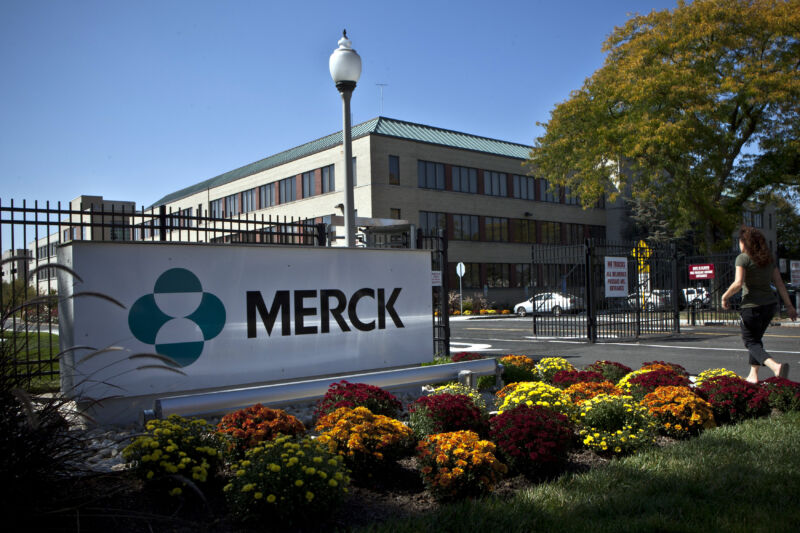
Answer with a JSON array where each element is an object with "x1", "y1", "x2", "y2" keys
[
  {"x1": 682, "y1": 287, "x2": 710, "y2": 307},
  {"x1": 515, "y1": 292, "x2": 584, "y2": 317}
]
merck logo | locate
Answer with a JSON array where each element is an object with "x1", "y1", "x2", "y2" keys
[{"x1": 128, "y1": 268, "x2": 226, "y2": 367}]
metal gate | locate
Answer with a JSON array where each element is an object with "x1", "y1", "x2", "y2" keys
[{"x1": 530, "y1": 239, "x2": 682, "y2": 341}]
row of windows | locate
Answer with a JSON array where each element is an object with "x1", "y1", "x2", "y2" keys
[
  {"x1": 414, "y1": 159, "x2": 601, "y2": 207},
  {"x1": 36, "y1": 242, "x2": 59, "y2": 259},
  {"x1": 451, "y1": 262, "x2": 584, "y2": 290},
  {"x1": 420, "y1": 211, "x2": 606, "y2": 244}
]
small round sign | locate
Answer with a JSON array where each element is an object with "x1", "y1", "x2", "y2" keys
[{"x1": 456, "y1": 262, "x2": 465, "y2": 277}]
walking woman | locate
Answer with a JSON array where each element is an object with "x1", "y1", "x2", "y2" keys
[{"x1": 722, "y1": 226, "x2": 797, "y2": 382}]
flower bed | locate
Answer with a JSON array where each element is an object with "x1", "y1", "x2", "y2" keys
[
  {"x1": 216, "y1": 404, "x2": 305, "y2": 456},
  {"x1": 585, "y1": 360, "x2": 632, "y2": 383},
  {"x1": 760, "y1": 377, "x2": 800, "y2": 412},
  {"x1": 695, "y1": 376, "x2": 770, "y2": 424},
  {"x1": 497, "y1": 381, "x2": 576, "y2": 420},
  {"x1": 640, "y1": 386, "x2": 716, "y2": 438},
  {"x1": 577, "y1": 394, "x2": 657, "y2": 455},
  {"x1": 314, "y1": 381, "x2": 402, "y2": 419},
  {"x1": 408, "y1": 393, "x2": 487, "y2": 437},
  {"x1": 535, "y1": 357, "x2": 575, "y2": 383}
]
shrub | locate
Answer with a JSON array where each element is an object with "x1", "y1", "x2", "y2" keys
[
  {"x1": 315, "y1": 407, "x2": 415, "y2": 473},
  {"x1": 453, "y1": 310, "x2": 461, "y2": 316},
  {"x1": 640, "y1": 386, "x2": 716, "y2": 438},
  {"x1": 501, "y1": 309, "x2": 511, "y2": 315},
  {"x1": 489, "y1": 405, "x2": 574, "y2": 476},
  {"x1": 463, "y1": 310, "x2": 473, "y2": 316},
  {"x1": 564, "y1": 381, "x2": 623, "y2": 405},
  {"x1": 451, "y1": 351, "x2": 483, "y2": 362},
  {"x1": 495, "y1": 382, "x2": 520, "y2": 401},
  {"x1": 641, "y1": 361, "x2": 689, "y2": 377},
  {"x1": 416, "y1": 430, "x2": 507, "y2": 501},
  {"x1": 497, "y1": 381, "x2": 576, "y2": 420},
  {"x1": 624, "y1": 369, "x2": 691, "y2": 400},
  {"x1": 477, "y1": 374, "x2": 497, "y2": 391},
  {"x1": 500, "y1": 355, "x2": 537, "y2": 383},
  {"x1": 695, "y1": 376, "x2": 771, "y2": 424},
  {"x1": 430, "y1": 383, "x2": 488, "y2": 412},
  {"x1": 694, "y1": 368, "x2": 739, "y2": 387},
  {"x1": 617, "y1": 367, "x2": 659, "y2": 393},
  {"x1": 760, "y1": 377, "x2": 800, "y2": 412},
  {"x1": 480, "y1": 309, "x2": 488, "y2": 315},
  {"x1": 551, "y1": 369, "x2": 606, "y2": 389},
  {"x1": 314, "y1": 381, "x2": 402, "y2": 419},
  {"x1": 585, "y1": 360, "x2": 632, "y2": 383},
  {"x1": 577, "y1": 394, "x2": 657, "y2": 456},
  {"x1": 123, "y1": 415, "x2": 223, "y2": 497},
  {"x1": 535, "y1": 357, "x2": 576, "y2": 383},
  {"x1": 224, "y1": 434, "x2": 350, "y2": 525},
  {"x1": 217, "y1": 404, "x2": 305, "y2": 456},
  {"x1": 408, "y1": 393, "x2": 487, "y2": 438}
]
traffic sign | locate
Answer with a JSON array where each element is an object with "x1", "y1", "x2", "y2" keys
[
  {"x1": 689, "y1": 263, "x2": 715, "y2": 280},
  {"x1": 456, "y1": 262, "x2": 465, "y2": 278}
]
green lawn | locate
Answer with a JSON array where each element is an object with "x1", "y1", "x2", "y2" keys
[
  {"x1": 361, "y1": 412, "x2": 800, "y2": 533},
  {"x1": 1, "y1": 330, "x2": 60, "y2": 391}
]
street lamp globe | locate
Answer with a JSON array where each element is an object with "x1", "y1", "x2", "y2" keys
[{"x1": 329, "y1": 30, "x2": 362, "y2": 90}]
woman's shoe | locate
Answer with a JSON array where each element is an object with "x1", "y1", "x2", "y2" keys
[{"x1": 778, "y1": 363, "x2": 790, "y2": 379}]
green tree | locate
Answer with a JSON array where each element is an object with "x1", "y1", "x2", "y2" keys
[{"x1": 529, "y1": 0, "x2": 800, "y2": 252}]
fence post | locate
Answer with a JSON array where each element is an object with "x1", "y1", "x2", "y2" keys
[
  {"x1": 531, "y1": 244, "x2": 537, "y2": 336},
  {"x1": 585, "y1": 238, "x2": 597, "y2": 343},
  {"x1": 438, "y1": 228, "x2": 450, "y2": 358},
  {"x1": 671, "y1": 242, "x2": 680, "y2": 334},
  {"x1": 158, "y1": 205, "x2": 167, "y2": 242}
]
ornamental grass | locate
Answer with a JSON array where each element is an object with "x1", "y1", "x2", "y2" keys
[
  {"x1": 314, "y1": 381, "x2": 402, "y2": 420},
  {"x1": 585, "y1": 360, "x2": 632, "y2": 383},
  {"x1": 577, "y1": 394, "x2": 657, "y2": 456},
  {"x1": 430, "y1": 382, "x2": 488, "y2": 412},
  {"x1": 496, "y1": 381, "x2": 576, "y2": 420},
  {"x1": 534, "y1": 357, "x2": 576, "y2": 383},
  {"x1": 694, "y1": 368, "x2": 739, "y2": 387},
  {"x1": 640, "y1": 386, "x2": 716, "y2": 438},
  {"x1": 416, "y1": 430, "x2": 507, "y2": 501},
  {"x1": 408, "y1": 393, "x2": 488, "y2": 438},
  {"x1": 564, "y1": 381, "x2": 623, "y2": 405},
  {"x1": 760, "y1": 377, "x2": 800, "y2": 412},
  {"x1": 551, "y1": 369, "x2": 606, "y2": 389},
  {"x1": 489, "y1": 405, "x2": 574, "y2": 476},
  {"x1": 315, "y1": 407, "x2": 415, "y2": 474},
  {"x1": 224, "y1": 434, "x2": 350, "y2": 526},
  {"x1": 499, "y1": 355, "x2": 537, "y2": 384},
  {"x1": 123, "y1": 415, "x2": 223, "y2": 497},
  {"x1": 216, "y1": 404, "x2": 305, "y2": 457},
  {"x1": 624, "y1": 368, "x2": 691, "y2": 400},
  {"x1": 695, "y1": 376, "x2": 770, "y2": 424}
]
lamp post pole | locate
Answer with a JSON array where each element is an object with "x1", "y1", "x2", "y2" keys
[{"x1": 329, "y1": 30, "x2": 362, "y2": 248}]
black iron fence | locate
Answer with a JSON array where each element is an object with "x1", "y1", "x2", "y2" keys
[
  {"x1": 530, "y1": 239, "x2": 744, "y2": 342},
  {"x1": 1, "y1": 199, "x2": 323, "y2": 388}
]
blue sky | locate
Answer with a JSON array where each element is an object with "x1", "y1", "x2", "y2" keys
[{"x1": 0, "y1": 0, "x2": 679, "y2": 208}]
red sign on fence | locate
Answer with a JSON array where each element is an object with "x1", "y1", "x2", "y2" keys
[{"x1": 689, "y1": 263, "x2": 715, "y2": 280}]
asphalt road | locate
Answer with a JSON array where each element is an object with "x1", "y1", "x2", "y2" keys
[{"x1": 449, "y1": 316, "x2": 800, "y2": 379}]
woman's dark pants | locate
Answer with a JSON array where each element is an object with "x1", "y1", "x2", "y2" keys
[{"x1": 740, "y1": 304, "x2": 777, "y2": 365}]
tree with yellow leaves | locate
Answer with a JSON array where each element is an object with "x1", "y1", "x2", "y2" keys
[{"x1": 529, "y1": 0, "x2": 800, "y2": 251}]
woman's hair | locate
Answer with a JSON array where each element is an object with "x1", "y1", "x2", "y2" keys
[{"x1": 739, "y1": 226, "x2": 773, "y2": 267}]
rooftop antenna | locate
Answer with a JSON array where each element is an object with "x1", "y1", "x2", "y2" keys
[{"x1": 376, "y1": 83, "x2": 388, "y2": 115}]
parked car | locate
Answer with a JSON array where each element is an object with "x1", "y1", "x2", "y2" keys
[
  {"x1": 515, "y1": 292, "x2": 584, "y2": 317},
  {"x1": 682, "y1": 287, "x2": 711, "y2": 307}
]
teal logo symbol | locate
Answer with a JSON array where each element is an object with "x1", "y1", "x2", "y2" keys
[{"x1": 128, "y1": 268, "x2": 226, "y2": 367}]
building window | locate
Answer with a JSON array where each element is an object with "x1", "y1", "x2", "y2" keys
[
  {"x1": 564, "y1": 187, "x2": 580, "y2": 205},
  {"x1": 302, "y1": 171, "x2": 315, "y2": 199},
  {"x1": 753, "y1": 211, "x2": 763, "y2": 228},
  {"x1": 259, "y1": 183, "x2": 276, "y2": 208},
  {"x1": 484, "y1": 171, "x2": 508, "y2": 197},
  {"x1": 322, "y1": 164, "x2": 335, "y2": 193},
  {"x1": 540, "y1": 221, "x2": 561, "y2": 244},
  {"x1": 242, "y1": 189, "x2": 256, "y2": 213},
  {"x1": 210, "y1": 199, "x2": 223, "y2": 218},
  {"x1": 390, "y1": 208, "x2": 401, "y2": 219},
  {"x1": 419, "y1": 211, "x2": 447, "y2": 235},
  {"x1": 486, "y1": 264, "x2": 510, "y2": 288},
  {"x1": 224, "y1": 193, "x2": 240, "y2": 218},
  {"x1": 512, "y1": 175, "x2": 535, "y2": 200},
  {"x1": 588, "y1": 225, "x2": 606, "y2": 240},
  {"x1": 565, "y1": 223, "x2": 584, "y2": 244},
  {"x1": 511, "y1": 219, "x2": 537, "y2": 243},
  {"x1": 485, "y1": 217, "x2": 509, "y2": 242},
  {"x1": 515, "y1": 263, "x2": 531, "y2": 288},
  {"x1": 418, "y1": 160, "x2": 445, "y2": 190},
  {"x1": 279, "y1": 177, "x2": 296, "y2": 203},
  {"x1": 453, "y1": 214, "x2": 479, "y2": 241},
  {"x1": 459, "y1": 262, "x2": 481, "y2": 289},
  {"x1": 452, "y1": 166, "x2": 478, "y2": 194},
  {"x1": 539, "y1": 178, "x2": 560, "y2": 203},
  {"x1": 388, "y1": 155, "x2": 400, "y2": 185}
]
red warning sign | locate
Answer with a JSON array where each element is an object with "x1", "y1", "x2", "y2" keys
[{"x1": 689, "y1": 264, "x2": 715, "y2": 280}]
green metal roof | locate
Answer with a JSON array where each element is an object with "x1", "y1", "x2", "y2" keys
[{"x1": 149, "y1": 117, "x2": 532, "y2": 207}]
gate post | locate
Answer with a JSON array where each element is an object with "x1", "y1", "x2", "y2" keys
[
  {"x1": 585, "y1": 238, "x2": 597, "y2": 342},
  {"x1": 438, "y1": 228, "x2": 450, "y2": 358},
  {"x1": 531, "y1": 245, "x2": 537, "y2": 336},
  {"x1": 671, "y1": 242, "x2": 680, "y2": 334}
]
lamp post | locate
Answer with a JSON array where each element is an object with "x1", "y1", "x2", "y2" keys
[{"x1": 329, "y1": 30, "x2": 362, "y2": 247}]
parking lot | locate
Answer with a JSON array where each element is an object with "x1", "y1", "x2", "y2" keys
[{"x1": 449, "y1": 316, "x2": 800, "y2": 378}]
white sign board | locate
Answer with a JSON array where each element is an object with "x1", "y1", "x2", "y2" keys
[
  {"x1": 791, "y1": 260, "x2": 800, "y2": 286},
  {"x1": 431, "y1": 271, "x2": 442, "y2": 287},
  {"x1": 779, "y1": 258, "x2": 787, "y2": 274},
  {"x1": 58, "y1": 242, "x2": 433, "y2": 400},
  {"x1": 604, "y1": 256, "x2": 628, "y2": 297}
]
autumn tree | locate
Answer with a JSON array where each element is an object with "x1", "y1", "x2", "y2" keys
[{"x1": 528, "y1": 0, "x2": 800, "y2": 252}]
